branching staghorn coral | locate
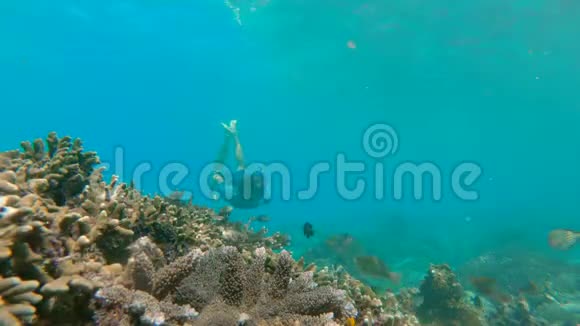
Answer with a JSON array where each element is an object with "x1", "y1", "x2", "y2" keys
[
  {"x1": 1, "y1": 134, "x2": 298, "y2": 293},
  {"x1": 0, "y1": 132, "x2": 99, "y2": 206},
  {"x1": 0, "y1": 202, "x2": 49, "y2": 284},
  {"x1": 0, "y1": 134, "x2": 137, "y2": 323},
  {"x1": 0, "y1": 276, "x2": 42, "y2": 325}
]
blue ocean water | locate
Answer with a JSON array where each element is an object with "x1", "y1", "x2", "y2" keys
[{"x1": 2, "y1": 0, "x2": 580, "y2": 292}]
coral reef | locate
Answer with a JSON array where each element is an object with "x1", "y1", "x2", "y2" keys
[
  {"x1": 459, "y1": 250, "x2": 580, "y2": 297},
  {"x1": 459, "y1": 250, "x2": 579, "y2": 325},
  {"x1": 91, "y1": 237, "x2": 353, "y2": 325},
  {"x1": 417, "y1": 264, "x2": 484, "y2": 326},
  {"x1": 484, "y1": 295, "x2": 549, "y2": 326},
  {"x1": 96, "y1": 236, "x2": 354, "y2": 325},
  {"x1": 0, "y1": 132, "x2": 98, "y2": 206},
  {"x1": 312, "y1": 264, "x2": 420, "y2": 325},
  {"x1": 93, "y1": 237, "x2": 202, "y2": 325},
  {"x1": 173, "y1": 245, "x2": 356, "y2": 324},
  {"x1": 0, "y1": 275, "x2": 41, "y2": 325},
  {"x1": 0, "y1": 133, "x2": 363, "y2": 325},
  {"x1": 0, "y1": 132, "x2": 567, "y2": 325}
]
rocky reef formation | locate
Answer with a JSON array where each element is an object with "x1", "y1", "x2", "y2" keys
[{"x1": 416, "y1": 264, "x2": 484, "y2": 325}]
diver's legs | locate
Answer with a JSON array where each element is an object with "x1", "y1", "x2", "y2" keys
[
  {"x1": 232, "y1": 133, "x2": 245, "y2": 171},
  {"x1": 221, "y1": 120, "x2": 245, "y2": 171},
  {"x1": 214, "y1": 129, "x2": 232, "y2": 172},
  {"x1": 210, "y1": 125, "x2": 234, "y2": 194}
]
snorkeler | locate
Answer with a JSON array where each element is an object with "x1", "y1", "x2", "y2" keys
[{"x1": 209, "y1": 120, "x2": 269, "y2": 209}]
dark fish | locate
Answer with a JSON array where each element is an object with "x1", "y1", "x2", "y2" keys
[
  {"x1": 472, "y1": 295, "x2": 484, "y2": 309},
  {"x1": 252, "y1": 215, "x2": 271, "y2": 223},
  {"x1": 354, "y1": 256, "x2": 401, "y2": 284},
  {"x1": 303, "y1": 222, "x2": 314, "y2": 238}
]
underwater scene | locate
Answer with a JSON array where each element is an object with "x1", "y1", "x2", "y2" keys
[{"x1": 1, "y1": 0, "x2": 580, "y2": 325}]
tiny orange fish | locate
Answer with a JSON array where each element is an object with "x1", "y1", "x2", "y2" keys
[{"x1": 345, "y1": 317, "x2": 356, "y2": 326}]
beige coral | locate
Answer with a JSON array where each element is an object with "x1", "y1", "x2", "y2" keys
[{"x1": 0, "y1": 276, "x2": 42, "y2": 325}]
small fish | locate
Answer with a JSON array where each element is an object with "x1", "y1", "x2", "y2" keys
[
  {"x1": 220, "y1": 205, "x2": 233, "y2": 214},
  {"x1": 470, "y1": 277, "x2": 497, "y2": 296},
  {"x1": 519, "y1": 280, "x2": 540, "y2": 295},
  {"x1": 168, "y1": 190, "x2": 184, "y2": 201},
  {"x1": 252, "y1": 215, "x2": 270, "y2": 223},
  {"x1": 325, "y1": 233, "x2": 353, "y2": 249},
  {"x1": 216, "y1": 205, "x2": 233, "y2": 221},
  {"x1": 560, "y1": 302, "x2": 580, "y2": 314},
  {"x1": 303, "y1": 222, "x2": 314, "y2": 238},
  {"x1": 544, "y1": 293, "x2": 560, "y2": 304},
  {"x1": 548, "y1": 229, "x2": 579, "y2": 250},
  {"x1": 470, "y1": 276, "x2": 511, "y2": 303},
  {"x1": 345, "y1": 317, "x2": 356, "y2": 326},
  {"x1": 354, "y1": 256, "x2": 401, "y2": 284},
  {"x1": 496, "y1": 293, "x2": 512, "y2": 303}
]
